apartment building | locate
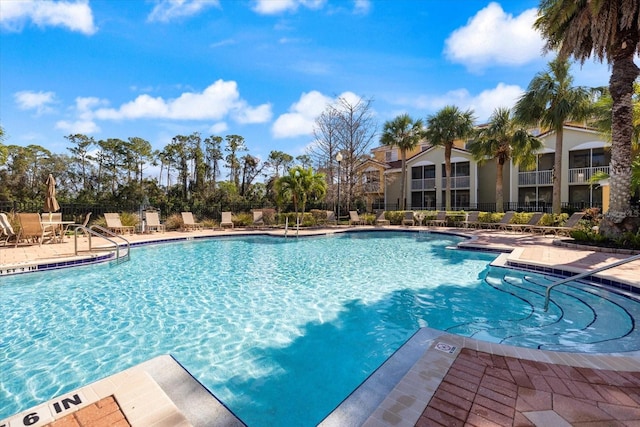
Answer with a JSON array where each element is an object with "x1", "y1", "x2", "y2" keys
[{"x1": 356, "y1": 124, "x2": 609, "y2": 212}]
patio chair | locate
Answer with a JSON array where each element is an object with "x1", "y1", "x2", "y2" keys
[
  {"x1": 145, "y1": 211, "x2": 165, "y2": 233},
  {"x1": 104, "y1": 213, "x2": 135, "y2": 235},
  {"x1": 15, "y1": 212, "x2": 54, "y2": 246},
  {"x1": 503, "y1": 212, "x2": 544, "y2": 233},
  {"x1": 251, "y1": 210, "x2": 265, "y2": 228},
  {"x1": 531, "y1": 212, "x2": 586, "y2": 236},
  {"x1": 460, "y1": 211, "x2": 481, "y2": 228},
  {"x1": 220, "y1": 211, "x2": 234, "y2": 229},
  {"x1": 426, "y1": 211, "x2": 447, "y2": 227},
  {"x1": 401, "y1": 211, "x2": 415, "y2": 226},
  {"x1": 0, "y1": 212, "x2": 18, "y2": 246},
  {"x1": 181, "y1": 212, "x2": 204, "y2": 231},
  {"x1": 488, "y1": 211, "x2": 515, "y2": 229},
  {"x1": 374, "y1": 210, "x2": 390, "y2": 226},
  {"x1": 325, "y1": 211, "x2": 338, "y2": 226},
  {"x1": 349, "y1": 211, "x2": 365, "y2": 226},
  {"x1": 41, "y1": 212, "x2": 62, "y2": 236}
]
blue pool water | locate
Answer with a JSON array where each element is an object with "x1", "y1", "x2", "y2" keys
[{"x1": 1, "y1": 231, "x2": 640, "y2": 425}]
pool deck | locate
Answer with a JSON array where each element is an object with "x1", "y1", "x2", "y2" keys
[{"x1": 2, "y1": 225, "x2": 640, "y2": 426}]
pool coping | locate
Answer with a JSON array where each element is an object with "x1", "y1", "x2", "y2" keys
[
  {"x1": 323, "y1": 328, "x2": 640, "y2": 427},
  {"x1": 0, "y1": 354, "x2": 245, "y2": 427}
]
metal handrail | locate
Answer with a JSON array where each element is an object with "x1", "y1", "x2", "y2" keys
[
  {"x1": 72, "y1": 224, "x2": 131, "y2": 263},
  {"x1": 543, "y1": 252, "x2": 640, "y2": 311}
]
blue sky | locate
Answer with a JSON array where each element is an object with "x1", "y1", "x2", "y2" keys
[{"x1": 1, "y1": 0, "x2": 610, "y2": 162}]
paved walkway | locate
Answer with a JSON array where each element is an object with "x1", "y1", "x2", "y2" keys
[{"x1": 2, "y1": 225, "x2": 640, "y2": 426}]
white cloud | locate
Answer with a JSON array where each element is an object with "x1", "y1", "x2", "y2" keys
[
  {"x1": 93, "y1": 80, "x2": 271, "y2": 124},
  {"x1": 55, "y1": 119, "x2": 100, "y2": 134},
  {"x1": 272, "y1": 91, "x2": 362, "y2": 138},
  {"x1": 0, "y1": 0, "x2": 97, "y2": 34},
  {"x1": 444, "y1": 2, "x2": 543, "y2": 70},
  {"x1": 14, "y1": 90, "x2": 57, "y2": 114},
  {"x1": 147, "y1": 0, "x2": 220, "y2": 22},
  {"x1": 399, "y1": 83, "x2": 524, "y2": 123},
  {"x1": 353, "y1": 0, "x2": 371, "y2": 14},
  {"x1": 251, "y1": 0, "x2": 326, "y2": 15},
  {"x1": 209, "y1": 122, "x2": 228, "y2": 134}
]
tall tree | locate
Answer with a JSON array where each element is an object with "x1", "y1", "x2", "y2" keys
[
  {"x1": 225, "y1": 134, "x2": 246, "y2": 188},
  {"x1": 65, "y1": 134, "x2": 95, "y2": 192},
  {"x1": 425, "y1": 105, "x2": 476, "y2": 211},
  {"x1": 467, "y1": 107, "x2": 543, "y2": 212},
  {"x1": 514, "y1": 58, "x2": 591, "y2": 215},
  {"x1": 535, "y1": 0, "x2": 640, "y2": 234},
  {"x1": 380, "y1": 113, "x2": 425, "y2": 210},
  {"x1": 204, "y1": 135, "x2": 223, "y2": 189},
  {"x1": 266, "y1": 150, "x2": 294, "y2": 178}
]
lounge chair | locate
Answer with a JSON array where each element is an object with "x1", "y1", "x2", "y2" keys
[
  {"x1": 488, "y1": 211, "x2": 515, "y2": 229},
  {"x1": 374, "y1": 210, "x2": 390, "y2": 226},
  {"x1": 104, "y1": 213, "x2": 135, "y2": 235},
  {"x1": 145, "y1": 211, "x2": 165, "y2": 233},
  {"x1": 532, "y1": 212, "x2": 586, "y2": 236},
  {"x1": 220, "y1": 211, "x2": 234, "y2": 229},
  {"x1": 15, "y1": 213, "x2": 54, "y2": 246},
  {"x1": 0, "y1": 213, "x2": 18, "y2": 246},
  {"x1": 251, "y1": 210, "x2": 265, "y2": 228},
  {"x1": 460, "y1": 211, "x2": 481, "y2": 228},
  {"x1": 181, "y1": 212, "x2": 204, "y2": 231},
  {"x1": 349, "y1": 211, "x2": 364, "y2": 226},
  {"x1": 402, "y1": 211, "x2": 415, "y2": 226},
  {"x1": 503, "y1": 212, "x2": 544, "y2": 233},
  {"x1": 426, "y1": 211, "x2": 447, "y2": 227},
  {"x1": 325, "y1": 210, "x2": 338, "y2": 226}
]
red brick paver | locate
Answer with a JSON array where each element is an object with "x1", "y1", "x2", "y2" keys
[
  {"x1": 417, "y1": 348, "x2": 640, "y2": 426},
  {"x1": 45, "y1": 396, "x2": 130, "y2": 427}
]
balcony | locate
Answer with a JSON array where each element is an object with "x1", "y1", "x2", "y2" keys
[
  {"x1": 411, "y1": 178, "x2": 436, "y2": 191},
  {"x1": 518, "y1": 170, "x2": 552, "y2": 186},
  {"x1": 569, "y1": 166, "x2": 609, "y2": 184},
  {"x1": 441, "y1": 176, "x2": 470, "y2": 189},
  {"x1": 362, "y1": 182, "x2": 381, "y2": 193}
]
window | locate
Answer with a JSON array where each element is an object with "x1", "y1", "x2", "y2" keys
[{"x1": 385, "y1": 150, "x2": 398, "y2": 162}]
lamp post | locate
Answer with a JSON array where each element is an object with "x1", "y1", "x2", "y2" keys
[{"x1": 336, "y1": 152, "x2": 343, "y2": 222}]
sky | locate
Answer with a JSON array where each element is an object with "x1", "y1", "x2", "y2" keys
[{"x1": 0, "y1": 0, "x2": 612, "y2": 163}]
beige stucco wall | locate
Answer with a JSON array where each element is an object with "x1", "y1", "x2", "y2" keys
[{"x1": 507, "y1": 126, "x2": 608, "y2": 205}]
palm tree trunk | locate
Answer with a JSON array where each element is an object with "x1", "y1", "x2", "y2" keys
[
  {"x1": 400, "y1": 149, "x2": 407, "y2": 210},
  {"x1": 552, "y1": 129, "x2": 563, "y2": 214},
  {"x1": 495, "y1": 158, "x2": 504, "y2": 213}
]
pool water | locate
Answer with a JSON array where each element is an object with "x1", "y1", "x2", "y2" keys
[{"x1": 1, "y1": 231, "x2": 639, "y2": 425}]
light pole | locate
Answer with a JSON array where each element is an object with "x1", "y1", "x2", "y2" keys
[{"x1": 336, "y1": 152, "x2": 343, "y2": 222}]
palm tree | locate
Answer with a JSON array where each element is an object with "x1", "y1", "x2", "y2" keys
[
  {"x1": 424, "y1": 106, "x2": 476, "y2": 211},
  {"x1": 380, "y1": 114, "x2": 425, "y2": 210},
  {"x1": 513, "y1": 57, "x2": 591, "y2": 215},
  {"x1": 535, "y1": 0, "x2": 640, "y2": 235},
  {"x1": 468, "y1": 107, "x2": 543, "y2": 212},
  {"x1": 275, "y1": 166, "x2": 327, "y2": 222}
]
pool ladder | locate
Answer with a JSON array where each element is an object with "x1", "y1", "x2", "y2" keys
[
  {"x1": 71, "y1": 224, "x2": 131, "y2": 264},
  {"x1": 543, "y1": 252, "x2": 640, "y2": 311}
]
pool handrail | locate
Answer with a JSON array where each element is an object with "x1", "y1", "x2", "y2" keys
[
  {"x1": 72, "y1": 224, "x2": 131, "y2": 264},
  {"x1": 543, "y1": 252, "x2": 640, "y2": 311}
]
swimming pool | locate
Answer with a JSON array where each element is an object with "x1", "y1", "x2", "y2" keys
[{"x1": 1, "y1": 231, "x2": 639, "y2": 425}]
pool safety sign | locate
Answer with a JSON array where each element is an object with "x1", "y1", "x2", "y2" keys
[
  {"x1": 0, "y1": 391, "x2": 87, "y2": 427},
  {"x1": 435, "y1": 342, "x2": 457, "y2": 354}
]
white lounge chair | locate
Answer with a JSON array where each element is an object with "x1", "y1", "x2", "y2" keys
[
  {"x1": 181, "y1": 212, "x2": 203, "y2": 231},
  {"x1": 220, "y1": 212, "x2": 234, "y2": 229},
  {"x1": 104, "y1": 213, "x2": 135, "y2": 235},
  {"x1": 145, "y1": 211, "x2": 165, "y2": 233}
]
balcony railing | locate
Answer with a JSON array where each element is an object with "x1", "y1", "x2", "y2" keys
[
  {"x1": 362, "y1": 182, "x2": 381, "y2": 193},
  {"x1": 411, "y1": 178, "x2": 436, "y2": 191},
  {"x1": 569, "y1": 166, "x2": 609, "y2": 184},
  {"x1": 518, "y1": 170, "x2": 553, "y2": 186},
  {"x1": 441, "y1": 176, "x2": 470, "y2": 189}
]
